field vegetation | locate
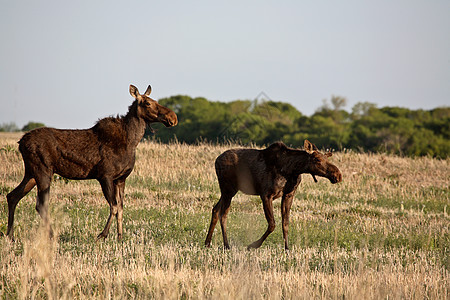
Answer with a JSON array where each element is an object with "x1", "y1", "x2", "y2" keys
[{"x1": 0, "y1": 132, "x2": 448, "y2": 299}]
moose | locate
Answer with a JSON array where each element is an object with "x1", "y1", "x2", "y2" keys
[
  {"x1": 6, "y1": 84, "x2": 177, "y2": 241},
  {"x1": 205, "y1": 140, "x2": 342, "y2": 250}
]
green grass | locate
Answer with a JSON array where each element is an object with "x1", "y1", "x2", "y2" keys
[
  {"x1": 8, "y1": 195, "x2": 447, "y2": 262},
  {"x1": 0, "y1": 140, "x2": 448, "y2": 298}
]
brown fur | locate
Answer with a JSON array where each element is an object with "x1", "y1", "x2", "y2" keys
[
  {"x1": 6, "y1": 85, "x2": 177, "y2": 241},
  {"x1": 205, "y1": 140, "x2": 342, "y2": 250}
]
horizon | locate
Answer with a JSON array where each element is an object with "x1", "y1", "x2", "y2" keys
[{"x1": 2, "y1": 92, "x2": 449, "y2": 130}]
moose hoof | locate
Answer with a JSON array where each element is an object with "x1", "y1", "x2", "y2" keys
[
  {"x1": 48, "y1": 227, "x2": 54, "y2": 240},
  {"x1": 6, "y1": 234, "x2": 15, "y2": 243},
  {"x1": 247, "y1": 242, "x2": 261, "y2": 250},
  {"x1": 97, "y1": 233, "x2": 108, "y2": 241}
]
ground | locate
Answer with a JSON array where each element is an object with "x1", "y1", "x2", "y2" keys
[{"x1": 0, "y1": 133, "x2": 448, "y2": 298}]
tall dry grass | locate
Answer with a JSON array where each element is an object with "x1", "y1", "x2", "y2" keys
[{"x1": 0, "y1": 133, "x2": 448, "y2": 299}]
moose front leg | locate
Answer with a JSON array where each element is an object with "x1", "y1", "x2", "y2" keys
[
  {"x1": 281, "y1": 192, "x2": 294, "y2": 250},
  {"x1": 247, "y1": 194, "x2": 275, "y2": 250},
  {"x1": 114, "y1": 178, "x2": 126, "y2": 241},
  {"x1": 97, "y1": 178, "x2": 117, "y2": 240},
  {"x1": 281, "y1": 177, "x2": 300, "y2": 250}
]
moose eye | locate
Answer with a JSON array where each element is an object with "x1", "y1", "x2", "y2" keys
[{"x1": 312, "y1": 154, "x2": 322, "y2": 163}]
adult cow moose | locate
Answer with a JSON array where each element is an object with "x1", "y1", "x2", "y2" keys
[
  {"x1": 6, "y1": 84, "x2": 177, "y2": 241},
  {"x1": 205, "y1": 140, "x2": 342, "y2": 250}
]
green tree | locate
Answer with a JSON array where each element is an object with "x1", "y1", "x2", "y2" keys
[
  {"x1": 152, "y1": 95, "x2": 232, "y2": 143},
  {"x1": 145, "y1": 93, "x2": 449, "y2": 158},
  {"x1": 351, "y1": 102, "x2": 377, "y2": 120},
  {"x1": 22, "y1": 122, "x2": 45, "y2": 132}
]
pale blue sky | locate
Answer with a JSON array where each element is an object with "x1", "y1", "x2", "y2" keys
[{"x1": 1, "y1": 0, "x2": 449, "y2": 129}]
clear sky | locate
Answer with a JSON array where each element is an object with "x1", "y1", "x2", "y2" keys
[{"x1": 1, "y1": 0, "x2": 449, "y2": 129}]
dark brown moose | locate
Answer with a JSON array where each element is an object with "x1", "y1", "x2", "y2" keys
[
  {"x1": 6, "y1": 84, "x2": 177, "y2": 241},
  {"x1": 205, "y1": 140, "x2": 342, "y2": 250}
]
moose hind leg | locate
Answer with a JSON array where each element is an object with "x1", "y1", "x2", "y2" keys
[
  {"x1": 205, "y1": 201, "x2": 221, "y2": 247},
  {"x1": 36, "y1": 186, "x2": 53, "y2": 237},
  {"x1": 219, "y1": 194, "x2": 233, "y2": 249},
  {"x1": 205, "y1": 191, "x2": 236, "y2": 248},
  {"x1": 34, "y1": 173, "x2": 54, "y2": 238},
  {"x1": 6, "y1": 175, "x2": 36, "y2": 239},
  {"x1": 247, "y1": 195, "x2": 275, "y2": 250}
]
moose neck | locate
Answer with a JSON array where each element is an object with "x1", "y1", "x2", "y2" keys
[
  {"x1": 123, "y1": 101, "x2": 147, "y2": 149},
  {"x1": 282, "y1": 150, "x2": 310, "y2": 175}
]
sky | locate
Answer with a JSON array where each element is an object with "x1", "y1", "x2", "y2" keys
[{"x1": 1, "y1": 0, "x2": 449, "y2": 129}]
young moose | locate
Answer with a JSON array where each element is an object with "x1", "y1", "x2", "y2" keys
[
  {"x1": 6, "y1": 84, "x2": 177, "y2": 241},
  {"x1": 205, "y1": 140, "x2": 342, "y2": 250}
]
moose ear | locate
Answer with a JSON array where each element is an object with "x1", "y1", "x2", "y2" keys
[
  {"x1": 304, "y1": 140, "x2": 317, "y2": 154},
  {"x1": 143, "y1": 85, "x2": 152, "y2": 97},
  {"x1": 129, "y1": 85, "x2": 140, "y2": 98}
]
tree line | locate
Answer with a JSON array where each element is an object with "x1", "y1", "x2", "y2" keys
[
  {"x1": 0, "y1": 122, "x2": 46, "y2": 133},
  {"x1": 148, "y1": 95, "x2": 449, "y2": 158},
  {"x1": 2, "y1": 96, "x2": 448, "y2": 157}
]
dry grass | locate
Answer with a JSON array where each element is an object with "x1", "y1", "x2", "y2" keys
[{"x1": 0, "y1": 132, "x2": 448, "y2": 299}]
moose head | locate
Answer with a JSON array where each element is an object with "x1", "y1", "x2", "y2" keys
[
  {"x1": 129, "y1": 84, "x2": 178, "y2": 128},
  {"x1": 304, "y1": 140, "x2": 342, "y2": 184}
]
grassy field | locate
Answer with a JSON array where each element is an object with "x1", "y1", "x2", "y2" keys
[{"x1": 0, "y1": 132, "x2": 448, "y2": 299}]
